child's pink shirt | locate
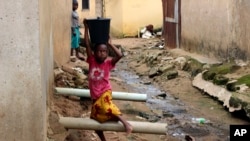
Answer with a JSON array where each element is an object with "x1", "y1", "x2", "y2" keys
[{"x1": 87, "y1": 55, "x2": 115, "y2": 100}]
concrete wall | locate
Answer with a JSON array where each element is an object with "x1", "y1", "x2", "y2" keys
[
  {"x1": 0, "y1": 0, "x2": 69, "y2": 139},
  {"x1": 52, "y1": 0, "x2": 71, "y2": 67},
  {"x1": 0, "y1": 0, "x2": 50, "y2": 140},
  {"x1": 122, "y1": 0, "x2": 163, "y2": 36},
  {"x1": 95, "y1": 0, "x2": 103, "y2": 18},
  {"x1": 181, "y1": 0, "x2": 250, "y2": 60},
  {"x1": 76, "y1": 0, "x2": 162, "y2": 37},
  {"x1": 105, "y1": 0, "x2": 124, "y2": 37},
  {"x1": 234, "y1": 0, "x2": 250, "y2": 60},
  {"x1": 39, "y1": 0, "x2": 54, "y2": 139},
  {"x1": 105, "y1": 0, "x2": 163, "y2": 37},
  {"x1": 78, "y1": 0, "x2": 97, "y2": 26}
]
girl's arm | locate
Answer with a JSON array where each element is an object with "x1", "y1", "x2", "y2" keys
[
  {"x1": 83, "y1": 19, "x2": 92, "y2": 58},
  {"x1": 108, "y1": 37, "x2": 123, "y2": 65}
]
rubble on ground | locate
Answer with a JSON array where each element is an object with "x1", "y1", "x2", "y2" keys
[
  {"x1": 126, "y1": 38, "x2": 250, "y2": 119},
  {"x1": 54, "y1": 60, "x2": 89, "y2": 89}
]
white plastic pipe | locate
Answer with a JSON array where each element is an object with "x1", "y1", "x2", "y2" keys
[
  {"x1": 55, "y1": 87, "x2": 147, "y2": 102},
  {"x1": 59, "y1": 117, "x2": 167, "y2": 135}
]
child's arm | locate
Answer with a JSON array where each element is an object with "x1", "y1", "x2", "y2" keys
[
  {"x1": 108, "y1": 37, "x2": 123, "y2": 65},
  {"x1": 83, "y1": 19, "x2": 92, "y2": 58}
]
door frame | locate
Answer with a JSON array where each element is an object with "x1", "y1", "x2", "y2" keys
[{"x1": 162, "y1": 0, "x2": 181, "y2": 48}]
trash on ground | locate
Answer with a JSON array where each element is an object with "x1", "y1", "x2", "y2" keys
[
  {"x1": 139, "y1": 24, "x2": 155, "y2": 39},
  {"x1": 191, "y1": 117, "x2": 210, "y2": 124}
]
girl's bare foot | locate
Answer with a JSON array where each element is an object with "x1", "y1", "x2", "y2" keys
[
  {"x1": 116, "y1": 115, "x2": 133, "y2": 135},
  {"x1": 125, "y1": 123, "x2": 133, "y2": 135}
]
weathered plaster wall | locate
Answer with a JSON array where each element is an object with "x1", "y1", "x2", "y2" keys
[
  {"x1": 76, "y1": 0, "x2": 162, "y2": 37},
  {"x1": 0, "y1": 0, "x2": 67, "y2": 139},
  {"x1": 95, "y1": 0, "x2": 103, "y2": 18},
  {"x1": 122, "y1": 0, "x2": 163, "y2": 36},
  {"x1": 39, "y1": 1, "x2": 53, "y2": 140},
  {"x1": 104, "y1": 0, "x2": 124, "y2": 37},
  {"x1": 234, "y1": 0, "x2": 250, "y2": 60},
  {"x1": 52, "y1": 0, "x2": 71, "y2": 67},
  {"x1": 78, "y1": 0, "x2": 97, "y2": 26},
  {"x1": 0, "y1": 0, "x2": 49, "y2": 140},
  {"x1": 181, "y1": 0, "x2": 250, "y2": 60},
  {"x1": 105, "y1": 0, "x2": 163, "y2": 37}
]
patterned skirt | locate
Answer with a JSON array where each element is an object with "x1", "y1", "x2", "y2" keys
[{"x1": 90, "y1": 90, "x2": 121, "y2": 123}]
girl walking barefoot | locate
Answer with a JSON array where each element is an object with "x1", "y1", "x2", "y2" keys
[{"x1": 83, "y1": 19, "x2": 132, "y2": 141}]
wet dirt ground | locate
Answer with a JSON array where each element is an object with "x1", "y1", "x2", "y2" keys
[
  {"x1": 111, "y1": 56, "x2": 229, "y2": 141},
  {"x1": 110, "y1": 38, "x2": 250, "y2": 141},
  {"x1": 50, "y1": 38, "x2": 250, "y2": 141}
]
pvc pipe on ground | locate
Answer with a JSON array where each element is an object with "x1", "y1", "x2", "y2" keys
[
  {"x1": 59, "y1": 117, "x2": 167, "y2": 135},
  {"x1": 55, "y1": 87, "x2": 147, "y2": 102}
]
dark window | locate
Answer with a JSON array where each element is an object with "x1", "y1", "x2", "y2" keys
[{"x1": 82, "y1": 0, "x2": 89, "y2": 10}]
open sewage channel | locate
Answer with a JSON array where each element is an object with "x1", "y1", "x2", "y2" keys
[{"x1": 111, "y1": 59, "x2": 250, "y2": 141}]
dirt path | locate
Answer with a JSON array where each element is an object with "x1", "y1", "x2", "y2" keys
[{"x1": 50, "y1": 37, "x2": 250, "y2": 141}]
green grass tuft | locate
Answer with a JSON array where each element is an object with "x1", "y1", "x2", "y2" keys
[{"x1": 236, "y1": 74, "x2": 250, "y2": 87}]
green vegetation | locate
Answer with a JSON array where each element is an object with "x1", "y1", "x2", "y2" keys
[
  {"x1": 201, "y1": 62, "x2": 242, "y2": 89},
  {"x1": 183, "y1": 57, "x2": 204, "y2": 77},
  {"x1": 236, "y1": 74, "x2": 250, "y2": 87},
  {"x1": 213, "y1": 75, "x2": 229, "y2": 85},
  {"x1": 208, "y1": 63, "x2": 240, "y2": 75},
  {"x1": 202, "y1": 71, "x2": 216, "y2": 80},
  {"x1": 229, "y1": 95, "x2": 247, "y2": 108}
]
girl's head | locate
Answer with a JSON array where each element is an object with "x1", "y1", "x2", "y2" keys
[
  {"x1": 94, "y1": 43, "x2": 108, "y2": 63},
  {"x1": 72, "y1": 0, "x2": 78, "y2": 11}
]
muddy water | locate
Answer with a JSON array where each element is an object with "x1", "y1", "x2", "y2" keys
[{"x1": 112, "y1": 61, "x2": 250, "y2": 141}]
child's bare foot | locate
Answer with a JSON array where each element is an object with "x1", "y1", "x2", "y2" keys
[
  {"x1": 125, "y1": 123, "x2": 133, "y2": 135},
  {"x1": 116, "y1": 115, "x2": 133, "y2": 135}
]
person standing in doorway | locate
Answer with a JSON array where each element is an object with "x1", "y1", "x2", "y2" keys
[{"x1": 71, "y1": 0, "x2": 84, "y2": 60}]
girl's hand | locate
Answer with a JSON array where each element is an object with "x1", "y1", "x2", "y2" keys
[{"x1": 108, "y1": 35, "x2": 112, "y2": 45}]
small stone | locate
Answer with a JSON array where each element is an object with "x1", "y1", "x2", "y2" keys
[
  {"x1": 148, "y1": 67, "x2": 159, "y2": 78},
  {"x1": 54, "y1": 68, "x2": 64, "y2": 80},
  {"x1": 158, "y1": 64, "x2": 174, "y2": 73},
  {"x1": 163, "y1": 70, "x2": 178, "y2": 80},
  {"x1": 156, "y1": 93, "x2": 167, "y2": 99},
  {"x1": 226, "y1": 80, "x2": 238, "y2": 91},
  {"x1": 70, "y1": 56, "x2": 77, "y2": 62}
]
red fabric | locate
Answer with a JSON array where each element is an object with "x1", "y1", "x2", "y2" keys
[{"x1": 87, "y1": 55, "x2": 115, "y2": 100}]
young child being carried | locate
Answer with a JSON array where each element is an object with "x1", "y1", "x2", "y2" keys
[{"x1": 83, "y1": 19, "x2": 133, "y2": 141}]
